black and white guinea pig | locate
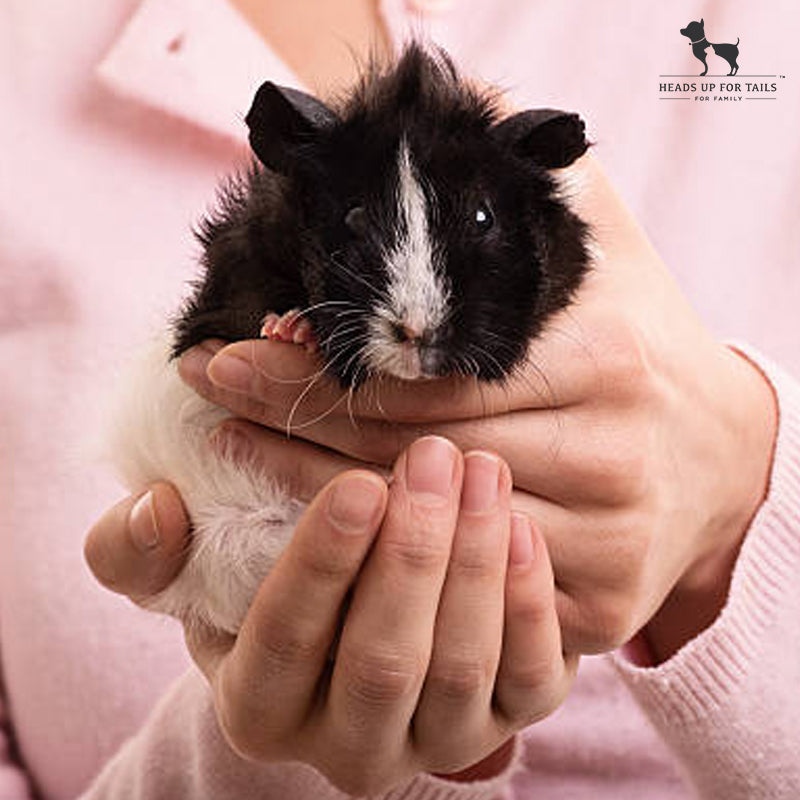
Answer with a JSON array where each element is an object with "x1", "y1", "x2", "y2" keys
[{"x1": 107, "y1": 43, "x2": 592, "y2": 635}]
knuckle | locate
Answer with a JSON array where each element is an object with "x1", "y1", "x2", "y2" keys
[
  {"x1": 508, "y1": 587, "x2": 553, "y2": 630},
  {"x1": 427, "y1": 654, "x2": 494, "y2": 702},
  {"x1": 250, "y1": 613, "x2": 322, "y2": 675},
  {"x1": 579, "y1": 595, "x2": 639, "y2": 652},
  {"x1": 600, "y1": 317, "x2": 646, "y2": 379},
  {"x1": 499, "y1": 653, "x2": 570, "y2": 729},
  {"x1": 449, "y1": 545, "x2": 504, "y2": 584},
  {"x1": 342, "y1": 643, "x2": 425, "y2": 707},
  {"x1": 599, "y1": 319, "x2": 652, "y2": 393},
  {"x1": 501, "y1": 670, "x2": 563, "y2": 726},
  {"x1": 382, "y1": 533, "x2": 450, "y2": 577}
]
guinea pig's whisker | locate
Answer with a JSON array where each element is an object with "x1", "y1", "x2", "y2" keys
[
  {"x1": 513, "y1": 349, "x2": 559, "y2": 410},
  {"x1": 468, "y1": 342, "x2": 508, "y2": 379},
  {"x1": 373, "y1": 373, "x2": 389, "y2": 422},
  {"x1": 246, "y1": 359, "x2": 331, "y2": 387},
  {"x1": 328, "y1": 253, "x2": 389, "y2": 302},
  {"x1": 294, "y1": 299, "x2": 356, "y2": 318},
  {"x1": 324, "y1": 340, "x2": 372, "y2": 375},
  {"x1": 335, "y1": 339, "x2": 373, "y2": 383},
  {"x1": 283, "y1": 392, "x2": 349, "y2": 433},
  {"x1": 284, "y1": 369, "x2": 331, "y2": 436},
  {"x1": 461, "y1": 353, "x2": 480, "y2": 378},
  {"x1": 467, "y1": 343, "x2": 519, "y2": 412},
  {"x1": 479, "y1": 329, "x2": 522, "y2": 359},
  {"x1": 305, "y1": 307, "x2": 365, "y2": 329},
  {"x1": 283, "y1": 340, "x2": 366, "y2": 434},
  {"x1": 469, "y1": 329, "x2": 559, "y2": 410},
  {"x1": 346, "y1": 362, "x2": 370, "y2": 428},
  {"x1": 319, "y1": 322, "x2": 365, "y2": 350},
  {"x1": 543, "y1": 311, "x2": 597, "y2": 366},
  {"x1": 473, "y1": 371, "x2": 490, "y2": 419},
  {"x1": 346, "y1": 379, "x2": 358, "y2": 429}
]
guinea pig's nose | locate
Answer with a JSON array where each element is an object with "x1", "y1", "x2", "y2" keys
[{"x1": 391, "y1": 322, "x2": 423, "y2": 344}]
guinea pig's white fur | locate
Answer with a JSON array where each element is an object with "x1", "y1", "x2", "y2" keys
[{"x1": 106, "y1": 335, "x2": 305, "y2": 634}]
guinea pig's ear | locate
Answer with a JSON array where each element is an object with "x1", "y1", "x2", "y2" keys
[
  {"x1": 493, "y1": 109, "x2": 589, "y2": 169},
  {"x1": 245, "y1": 82, "x2": 338, "y2": 172}
]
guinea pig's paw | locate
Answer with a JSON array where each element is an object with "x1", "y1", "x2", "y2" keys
[{"x1": 260, "y1": 309, "x2": 318, "y2": 352}]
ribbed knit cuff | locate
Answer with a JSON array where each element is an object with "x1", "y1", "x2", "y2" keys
[
  {"x1": 382, "y1": 737, "x2": 522, "y2": 800},
  {"x1": 610, "y1": 342, "x2": 800, "y2": 727},
  {"x1": 285, "y1": 734, "x2": 523, "y2": 800}
]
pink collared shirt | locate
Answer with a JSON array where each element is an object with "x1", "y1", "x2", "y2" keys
[{"x1": 1, "y1": 1, "x2": 799, "y2": 798}]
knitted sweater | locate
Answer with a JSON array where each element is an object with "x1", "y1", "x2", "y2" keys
[{"x1": 0, "y1": 0, "x2": 798, "y2": 798}]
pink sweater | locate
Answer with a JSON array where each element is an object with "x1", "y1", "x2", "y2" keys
[{"x1": 1, "y1": 0, "x2": 798, "y2": 797}]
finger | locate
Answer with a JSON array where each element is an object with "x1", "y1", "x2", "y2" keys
[
  {"x1": 178, "y1": 318, "x2": 605, "y2": 429},
  {"x1": 494, "y1": 514, "x2": 578, "y2": 727},
  {"x1": 208, "y1": 418, "x2": 391, "y2": 502},
  {"x1": 216, "y1": 470, "x2": 387, "y2": 757},
  {"x1": 221, "y1": 403, "x2": 638, "y2": 510},
  {"x1": 84, "y1": 482, "x2": 190, "y2": 603},
  {"x1": 324, "y1": 436, "x2": 463, "y2": 761},
  {"x1": 413, "y1": 452, "x2": 512, "y2": 765},
  {"x1": 507, "y1": 488, "x2": 651, "y2": 654}
]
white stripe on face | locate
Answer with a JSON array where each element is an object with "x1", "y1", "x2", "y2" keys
[{"x1": 365, "y1": 140, "x2": 450, "y2": 379}]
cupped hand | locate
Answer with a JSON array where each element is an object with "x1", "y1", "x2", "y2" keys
[
  {"x1": 178, "y1": 153, "x2": 778, "y2": 662},
  {"x1": 85, "y1": 433, "x2": 576, "y2": 795}
]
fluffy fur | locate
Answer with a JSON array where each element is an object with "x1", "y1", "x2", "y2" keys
[
  {"x1": 107, "y1": 335, "x2": 304, "y2": 633},
  {"x1": 110, "y1": 44, "x2": 591, "y2": 634}
]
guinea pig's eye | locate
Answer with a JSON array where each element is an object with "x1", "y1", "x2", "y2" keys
[
  {"x1": 473, "y1": 202, "x2": 494, "y2": 232},
  {"x1": 344, "y1": 206, "x2": 368, "y2": 236}
]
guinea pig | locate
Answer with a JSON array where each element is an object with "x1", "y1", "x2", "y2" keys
[{"x1": 106, "y1": 43, "x2": 591, "y2": 635}]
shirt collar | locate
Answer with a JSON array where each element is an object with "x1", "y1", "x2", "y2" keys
[
  {"x1": 95, "y1": 0, "x2": 424, "y2": 144},
  {"x1": 95, "y1": 0, "x2": 304, "y2": 143}
]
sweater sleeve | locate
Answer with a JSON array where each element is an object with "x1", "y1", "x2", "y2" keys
[
  {"x1": 610, "y1": 345, "x2": 800, "y2": 799},
  {"x1": 80, "y1": 666, "x2": 523, "y2": 800}
]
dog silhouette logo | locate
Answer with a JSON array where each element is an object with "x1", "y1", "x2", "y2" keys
[{"x1": 680, "y1": 19, "x2": 740, "y2": 76}]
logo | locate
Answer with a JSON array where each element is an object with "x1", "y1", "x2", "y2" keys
[
  {"x1": 679, "y1": 18, "x2": 739, "y2": 76},
  {"x1": 659, "y1": 17, "x2": 786, "y2": 103}
]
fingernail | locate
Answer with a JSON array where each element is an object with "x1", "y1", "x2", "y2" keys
[
  {"x1": 328, "y1": 474, "x2": 385, "y2": 534},
  {"x1": 207, "y1": 352, "x2": 254, "y2": 393},
  {"x1": 405, "y1": 436, "x2": 457, "y2": 505},
  {"x1": 461, "y1": 452, "x2": 500, "y2": 513},
  {"x1": 130, "y1": 491, "x2": 160, "y2": 552},
  {"x1": 509, "y1": 513, "x2": 533, "y2": 566}
]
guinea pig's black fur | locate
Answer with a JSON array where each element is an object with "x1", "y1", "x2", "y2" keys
[{"x1": 172, "y1": 43, "x2": 591, "y2": 386}]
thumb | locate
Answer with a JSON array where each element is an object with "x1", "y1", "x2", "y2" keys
[{"x1": 84, "y1": 482, "x2": 190, "y2": 603}]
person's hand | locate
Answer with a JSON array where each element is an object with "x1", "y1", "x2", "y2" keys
[
  {"x1": 85, "y1": 434, "x2": 577, "y2": 795},
  {"x1": 178, "y1": 153, "x2": 778, "y2": 663}
]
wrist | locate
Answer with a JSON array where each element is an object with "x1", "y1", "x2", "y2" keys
[{"x1": 643, "y1": 345, "x2": 778, "y2": 664}]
